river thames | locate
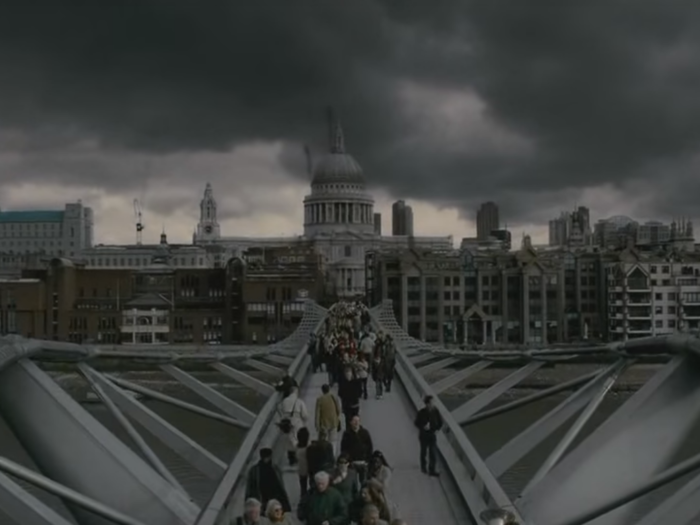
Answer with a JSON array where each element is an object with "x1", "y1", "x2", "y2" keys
[{"x1": 0, "y1": 379, "x2": 697, "y2": 524}]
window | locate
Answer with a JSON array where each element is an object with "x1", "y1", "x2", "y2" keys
[
  {"x1": 650, "y1": 265, "x2": 657, "y2": 273},
  {"x1": 344, "y1": 245, "x2": 352, "y2": 257}
]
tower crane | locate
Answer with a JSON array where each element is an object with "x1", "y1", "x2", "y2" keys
[
  {"x1": 133, "y1": 198, "x2": 144, "y2": 245},
  {"x1": 303, "y1": 144, "x2": 313, "y2": 179}
]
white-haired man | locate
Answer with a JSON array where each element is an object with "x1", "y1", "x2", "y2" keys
[
  {"x1": 297, "y1": 470, "x2": 347, "y2": 525},
  {"x1": 236, "y1": 498, "x2": 270, "y2": 525},
  {"x1": 362, "y1": 504, "x2": 388, "y2": 525}
]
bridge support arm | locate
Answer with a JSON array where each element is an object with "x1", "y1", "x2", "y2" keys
[
  {"x1": 0, "y1": 470, "x2": 74, "y2": 525},
  {"x1": 0, "y1": 358, "x2": 199, "y2": 525},
  {"x1": 518, "y1": 355, "x2": 700, "y2": 525}
]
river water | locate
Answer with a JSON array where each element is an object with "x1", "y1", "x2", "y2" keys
[{"x1": 0, "y1": 383, "x2": 698, "y2": 524}]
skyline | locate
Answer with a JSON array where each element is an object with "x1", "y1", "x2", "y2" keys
[{"x1": 0, "y1": 2, "x2": 698, "y2": 246}]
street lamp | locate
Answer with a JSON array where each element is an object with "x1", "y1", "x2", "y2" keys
[{"x1": 480, "y1": 508, "x2": 518, "y2": 525}]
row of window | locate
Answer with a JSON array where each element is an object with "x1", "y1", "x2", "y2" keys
[
  {"x1": 247, "y1": 302, "x2": 306, "y2": 313},
  {"x1": 90, "y1": 256, "x2": 207, "y2": 267},
  {"x1": 265, "y1": 287, "x2": 296, "y2": 301},
  {"x1": 608, "y1": 291, "x2": 700, "y2": 303}
]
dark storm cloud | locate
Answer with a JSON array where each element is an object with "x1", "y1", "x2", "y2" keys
[{"x1": 2, "y1": 1, "x2": 700, "y2": 223}]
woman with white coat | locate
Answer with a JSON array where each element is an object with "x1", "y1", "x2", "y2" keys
[{"x1": 276, "y1": 385, "x2": 309, "y2": 465}]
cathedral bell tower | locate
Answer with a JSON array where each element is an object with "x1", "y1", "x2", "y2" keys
[{"x1": 196, "y1": 182, "x2": 221, "y2": 242}]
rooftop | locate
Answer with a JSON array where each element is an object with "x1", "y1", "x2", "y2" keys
[{"x1": 0, "y1": 211, "x2": 64, "y2": 223}]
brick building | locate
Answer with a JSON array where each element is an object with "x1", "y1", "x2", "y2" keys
[{"x1": 0, "y1": 244, "x2": 325, "y2": 345}]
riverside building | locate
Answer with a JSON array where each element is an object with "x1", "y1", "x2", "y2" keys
[{"x1": 0, "y1": 244, "x2": 325, "y2": 345}]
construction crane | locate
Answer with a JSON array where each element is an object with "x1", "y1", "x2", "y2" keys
[
  {"x1": 303, "y1": 144, "x2": 313, "y2": 179},
  {"x1": 133, "y1": 199, "x2": 144, "y2": 245}
]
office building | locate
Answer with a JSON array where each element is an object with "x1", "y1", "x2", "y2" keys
[
  {"x1": 476, "y1": 202, "x2": 500, "y2": 240},
  {"x1": 391, "y1": 200, "x2": 414, "y2": 236},
  {"x1": 548, "y1": 206, "x2": 591, "y2": 247},
  {"x1": 367, "y1": 238, "x2": 604, "y2": 344},
  {"x1": 373, "y1": 213, "x2": 382, "y2": 235}
]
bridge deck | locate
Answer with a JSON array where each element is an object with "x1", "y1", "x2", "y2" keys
[{"x1": 290, "y1": 371, "x2": 460, "y2": 525}]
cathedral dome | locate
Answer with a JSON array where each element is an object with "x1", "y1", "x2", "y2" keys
[
  {"x1": 312, "y1": 152, "x2": 364, "y2": 185},
  {"x1": 311, "y1": 117, "x2": 365, "y2": 186}
]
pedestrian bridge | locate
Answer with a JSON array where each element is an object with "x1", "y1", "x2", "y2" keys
[{"x1": 0, "y1": 300, "x2": 700, "y2": 524}]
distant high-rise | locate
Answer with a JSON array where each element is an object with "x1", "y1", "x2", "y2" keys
[
  {"x1": 548, "y1": 206, "x2": 592, "y2": 247},
  {"x1": 373, "y1": 213, "x2": 382, "y2": 235},
  {"x1": 476, "y1": 202, "x2": 500, "y2": 240},
  {"x1": 392, "y1": 200, "x2": 414, "y2": 236}
]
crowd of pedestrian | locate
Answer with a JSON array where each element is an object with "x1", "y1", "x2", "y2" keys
[{"x1": 238, "y1": 301, "x2": 425, "y2": 525}]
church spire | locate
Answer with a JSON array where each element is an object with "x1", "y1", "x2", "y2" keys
[{"x1": 326, "y1": 106, "x2": 345, "y2": 154}]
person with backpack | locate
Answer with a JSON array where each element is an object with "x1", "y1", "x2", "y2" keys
[{"x1": 276, "y1": 385, "x2": 308, "y2": 465}]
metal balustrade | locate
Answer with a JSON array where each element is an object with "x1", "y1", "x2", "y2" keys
[{"x1": 371, "y1": 299, "x2": 700, "y2": 525}]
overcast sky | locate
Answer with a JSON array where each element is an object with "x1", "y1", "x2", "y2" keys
[{"x1": 0, "y1": 1, "x2": 698, "y2": 246}]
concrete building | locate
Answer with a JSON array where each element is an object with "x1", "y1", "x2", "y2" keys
[
  {"x1": 0, "y1": 202, "x2": 93, "y2": 257},
  {"x1": 367, "y1": 238, "x2": 605, "y2": 345},
  {"x1": 603, "y1": 246, "x2": 700, "y2": 341},
  {"x1": 0, "y1": 244, "x2": 325, "y2": 345},
  {"x1": 476, "y1": 201, "x2": 500, "y2": 240},
  {"x1": 392, "y1": 200, "x2": 414, "y2": 236}
]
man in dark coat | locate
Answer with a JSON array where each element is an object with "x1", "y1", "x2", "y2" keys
[
  {"x1": 414, "y1": 395, "x2": 443, "y2": 476},
  {"x1": 244, "y1": 447, "x2": 291, "y2": 511},
  {"x1": 338, "y1": 367, "x2": 362, "y2": 428},
  {"x1": 306, "y1": 429, "x2": 335, "y2": 478},
  {"x1": 340, "y1": 414, "x2": 374, "y2": 483},
  {"x1": 298, "y1": 470, "x2": 348, "y2": 525},
  {"x1": 382, "y1": 336, "x2": 396, "y2": 393}
]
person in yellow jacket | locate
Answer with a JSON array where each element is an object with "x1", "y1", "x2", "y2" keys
[{"x1": 315, "y1": 383, "x2": 341, "y2": 453}]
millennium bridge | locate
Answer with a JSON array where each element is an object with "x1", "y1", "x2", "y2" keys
[{"x1": 0, "y1": 300, "x2": 699, "y2": 525}]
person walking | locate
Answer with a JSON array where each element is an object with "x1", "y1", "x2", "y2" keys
[
  {"x1": 315, "y1": 383, "x2": 341, "y2": 453},
  {"x1": 383, "y1": 335, "x2": 396, "y2": 393},
  {"x1": 338, "y1": 366, "x2": 362, "y2": 428},
  {"x1": 308, "y1": 333, "x2": 321, "y2": 373},
  {"x1": 244, "y1": 448, "x2": 291, "y2": 512},
  {"x1": 414, "y1": 395, "x2": 442, "y2": 476},
  {"x1": 276, "y1": 385, "x2": 308, "y2": 466},
  {"x1": 372, "y1": 353, "x2": 385, "y2": 400},
  {"x1": 356, "y1": 354, "x2": 369, "y2": 400},
  {"x1": 340, "y1": 415, "x2": 374, "y2": 483},
  {"x1": 306, "y1": 429, "x2": 335, "y2": 479},
  {"x1": 297, "y1": 471, "x2": 348, "y2": 525}
]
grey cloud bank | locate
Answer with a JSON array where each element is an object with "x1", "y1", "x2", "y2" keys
[{"x1": 0, "y1": 1, "x2": 699, "y2": 225}]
